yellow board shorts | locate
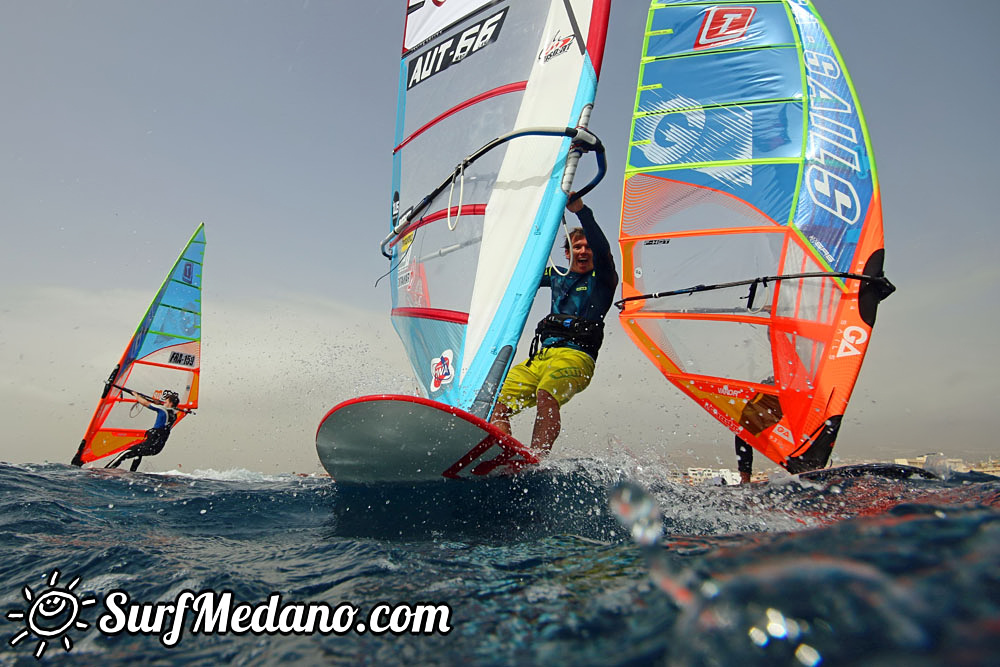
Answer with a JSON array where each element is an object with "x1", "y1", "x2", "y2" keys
[{"x1": 497, "y1": 347, "x2": 596, "y2": 414}]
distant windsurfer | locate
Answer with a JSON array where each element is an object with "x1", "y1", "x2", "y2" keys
[
  {"x1": 734, "y1": 379, "x2": 780, "y2": 483},
  {"x1": 736, "y1": 436, "x2": 753, "y2": 484},
  {"x1": 490, "y1": 194, "x2": 619, "y2": 456},
  {"x1": 107, "y1": 390, "x2": 179, "y2": 472}
]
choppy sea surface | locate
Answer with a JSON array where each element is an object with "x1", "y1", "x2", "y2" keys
[{"x1": 1, "y1": 456, "x2": 997, "y2": 666}]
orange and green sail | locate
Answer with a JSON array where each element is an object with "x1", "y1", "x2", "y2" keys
[
  {"x1": 616, "y1": 0, "x2": 894, "y2": 473},
  {"x1": 72, "y1": 223, "x2": 205, "y2": 466}
]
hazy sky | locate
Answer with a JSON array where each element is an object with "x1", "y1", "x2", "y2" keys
[{"x1": 1, "y1": 1, "x2": 998, "y2": 474}]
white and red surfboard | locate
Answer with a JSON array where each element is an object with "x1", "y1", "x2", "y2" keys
[{"x1": 315, "y1": 395, "x2": 539, "y2": 483}]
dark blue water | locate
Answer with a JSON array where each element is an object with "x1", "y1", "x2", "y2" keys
[{"x1": 1, "y1": 458, "x2": 997, "y2": 665}]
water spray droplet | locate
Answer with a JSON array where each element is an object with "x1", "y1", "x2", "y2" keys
[{"x1": 609, "y1": 481, "x2": 662, "y2": 546}]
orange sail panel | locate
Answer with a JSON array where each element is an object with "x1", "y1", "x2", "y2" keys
[
  {"x1": 616, "y1": 2, "x2": 893, "y2": 473},
  {"x1": 72, "y1": 223, "x2": 205, "y2": 466}
]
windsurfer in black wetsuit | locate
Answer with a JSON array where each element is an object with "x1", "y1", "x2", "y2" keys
[
  {"x1": 107, "y1": 390, "x2": 180, "y2": 472},
  {"x1": 490, "y1": 194, "x2": 619, "y2": 456},
  {"x1": 736, "y1": 436, "x2": 753, "y2": 484},
  {"x1": 734, "y1": 378, "x2": 780, "y2": 483}
]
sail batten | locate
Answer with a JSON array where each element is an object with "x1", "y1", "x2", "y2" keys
[
  {"x1": 618, "y1": 1, "x2": 892, "y2": 473},
  {"x1": 393, "y1": 82, "x2": 529, "y2": 154}
]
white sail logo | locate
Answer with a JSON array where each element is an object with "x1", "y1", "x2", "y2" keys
[
  {"x1": 835, "y1": 326, "x2": 868, "y2": 358},
  {"x1": 804, "y1": 50, "x2": 865, "y2": 227},
  {"x1": 635, "y1": 95, "x2": 752, "y2": 186},
  {"x1": 694, "y1": 7, "x2": 756, "y2": 50},
  {"x1": 643, "y1": 97, "x2": 705, "y2": 164},
  {"x1": 807, "y1": 166, "x2": 860, "y2": 225},
  {"x1": 773, "y1": 424, "x2": 794, "y2": 444}
]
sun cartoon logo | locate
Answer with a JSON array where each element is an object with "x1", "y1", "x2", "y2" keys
[{"x1": 6, "y1": 569, "x2": 97, "y2": 659}]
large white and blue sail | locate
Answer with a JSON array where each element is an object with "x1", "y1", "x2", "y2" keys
[{"x1": 385, "y1": 0, "x2": 611, "y2": 418}]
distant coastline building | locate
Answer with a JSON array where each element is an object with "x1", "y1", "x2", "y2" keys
[
  {"x1": 975, "y1": 458, "x2": 1000, "y2": 476},
  {"x1": 684, "y1": 467, "x2": 742, "y2": 486},
  {"x1": 677, "y1": 454, "x2": 998, "y2": 486},
  {"x1": 893, "y1": 453, "x2": 969, "y2": 473}
]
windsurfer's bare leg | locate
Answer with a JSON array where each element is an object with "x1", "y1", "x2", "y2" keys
[
  {"x1": 531, "y1": 390, "x2": 560, "y2": 456},
  {"x1": 491, "y1": 402, "x2": 513, "y2": 436}
]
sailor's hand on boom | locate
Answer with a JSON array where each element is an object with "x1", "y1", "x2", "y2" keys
[
  {"x1": 133, "y1": 392, "x2": 155, "y2": 408},
  {"x1": 566, "y1": 191, "x2": 584, "y2": 213},
  {"x1": 112, "y1": 384, "x2": 157, "y2": 404}
]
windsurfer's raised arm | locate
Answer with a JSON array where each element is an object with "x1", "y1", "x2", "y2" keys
[
  {"x1": 133, "y1": 392, "x2": 166, "y2": 411},
  {"x1": 567, "y1": 195, "x2": 617, "y2": 287},
  {"x1": 539, "y1": 266, "x2": 553, "y2": 288}
]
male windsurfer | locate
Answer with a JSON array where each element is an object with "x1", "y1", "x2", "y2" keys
[
  {"x1": 107, "y1": 390, "x2": 179, "y2": 472},
  {"x1": 490, "y1": 194, "x2": 619, "y2": 456}
]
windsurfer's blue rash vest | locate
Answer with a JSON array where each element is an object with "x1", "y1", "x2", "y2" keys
[
  {"x1": 536, "y1": 205, "x2": 619, "y2": 359},
  {"x1": 148, "y1": 405, "x2": 177, "y2": 430}
]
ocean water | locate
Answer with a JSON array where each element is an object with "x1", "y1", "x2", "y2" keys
[{"x1": 1, "y1": 457, "x2": 997, "y2": 666}]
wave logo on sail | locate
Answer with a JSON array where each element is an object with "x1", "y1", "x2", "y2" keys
[
  {"x1": 6, "y1": 569, "x2": 97, "y2": 659},
  {"x1": 694, "y1": 7, "x2": 756, "y2": 50},
  {"x1": 430, "y1": 349, "x2": 455, "y2": 392}
]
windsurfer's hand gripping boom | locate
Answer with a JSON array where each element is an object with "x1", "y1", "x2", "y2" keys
[{"x1": 381, "y1": 126, "x2": 607, "y2": 259}]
